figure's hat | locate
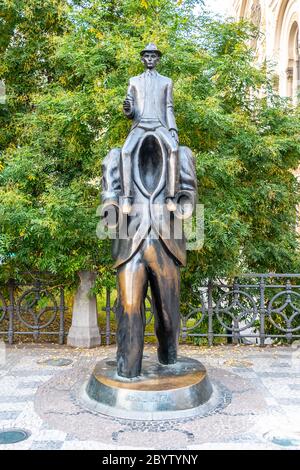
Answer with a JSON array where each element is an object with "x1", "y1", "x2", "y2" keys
[{"x1": 140, "y1": 43, "x2": 162, "y2": 57}]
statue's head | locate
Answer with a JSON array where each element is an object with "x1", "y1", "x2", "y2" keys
[{"x1": 140, "y1": 43, "x2": 162, "y2": 70}]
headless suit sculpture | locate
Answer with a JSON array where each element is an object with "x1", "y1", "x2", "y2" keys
[{"x1": 101, "y1": 44, "x2": 197, "y2": 378}]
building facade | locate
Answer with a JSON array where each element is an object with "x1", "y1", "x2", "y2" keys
[{"x1": 231, "y1": 0, "x2": 300, "y2": 103}]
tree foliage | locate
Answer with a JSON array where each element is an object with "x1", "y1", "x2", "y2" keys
[{"x1": 0, "y1": 0, "x2": 300, "y2": 291}]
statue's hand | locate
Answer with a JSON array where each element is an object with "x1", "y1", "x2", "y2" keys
[{"x1": 123, "y1": 99, "x2": 133, "y2": 116}]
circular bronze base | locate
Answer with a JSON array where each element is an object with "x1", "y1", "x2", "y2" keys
[{"x1": 84, "y1": 356, "x2": 214, "y2": 420}]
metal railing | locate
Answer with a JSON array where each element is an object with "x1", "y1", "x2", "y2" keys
[
  {"x1": 1, "y1": 273, "x2": 299, "y2": 346},
  {"x1": 0, "y1": 276, "x2": 66, "y2": 344},
  {"x1": 101, "y1": 274, "x2": 300, "y2": 345}
]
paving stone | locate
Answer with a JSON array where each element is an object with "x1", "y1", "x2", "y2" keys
[
  {"x1": 247, "y1": 354, "x2": 291, "y2": 359},
  {"x1": 32, "y1": 430, "x2": 67, "y2": 441},
  {"x1": 0, "y1": 411, "x2": 21, "y2": 420},
  {"x1": 0, "y1": 344, "x2": 299, "y2": 449},
  {"x1": 289, "y1": 384, "x2": 300, "y2": 391},
  {"x1": 257, "y1": 372, "x2": 300, "y2": 378},
  {"x1": 270, "y1": 363, "x2": 290, "y2": 368},
  {"x1": 0, "y1": 395, "x2": 35, "y2": 403},
  {"x1": 278, "y1": 398, "x2": 300, "y2": 406},
  {"x1": 17, "y1": 381, "x2": 45, "y2": 389},
  {"x1": 61, "y1": 441, "x2": 118, "y2": 450},
  {"x1": 11, "y1": 370, "x2": 55, "y2": 377},
  {"x1": 30, "y1": 440, "x2": 64, "y2": 450}
]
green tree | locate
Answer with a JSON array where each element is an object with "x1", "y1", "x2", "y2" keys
[{"x1": 0, "y1": 0, "x2": 299, "y2": 294}]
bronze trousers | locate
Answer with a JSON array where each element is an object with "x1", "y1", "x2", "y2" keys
[{"x1": 116, "y1": 235, "x2": 181, "y2": 378}]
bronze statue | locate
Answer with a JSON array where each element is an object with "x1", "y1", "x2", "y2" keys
[
  {"x1": 101, "y1": 44, "x2": 197, "y2": 378},
  {"x1": 122, "y1": 43, "x2": 179, "y2": 215}
]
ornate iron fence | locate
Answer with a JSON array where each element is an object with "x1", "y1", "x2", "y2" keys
[
  {"x1": 0, "y1": 276, "x2": 66, "y2": 344},
  {"x1": 101, "y1": 274, "x2": 300, "y2": 345},
  {"x1": 1, "y1": 273, "x2": 299, "y2": 346}
]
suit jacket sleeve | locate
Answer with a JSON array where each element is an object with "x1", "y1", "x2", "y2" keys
[
  {"x1": 166, "y1": 79, "x2": 178, "y2": 132},
  {"x1": 124, "y1": 79, "x2": 135, "y2": 119},
  {"x1": 179, "y1": 146, "x2": 198, "y2": 211},
  {"x1": 101, "y1": 148, "x2": 122, "y2": 206}
]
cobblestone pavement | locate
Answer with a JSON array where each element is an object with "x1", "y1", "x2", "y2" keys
[{"x1": 0, "y1": 343, "x2": 300, "y2": 450}]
